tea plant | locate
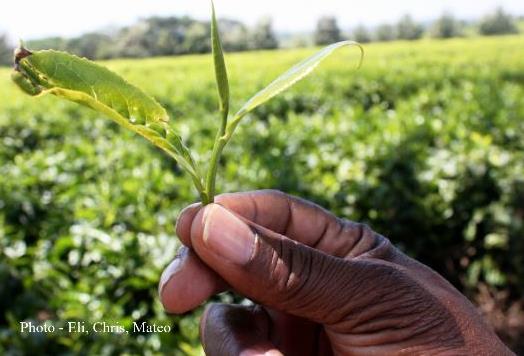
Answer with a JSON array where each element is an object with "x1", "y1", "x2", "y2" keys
[{"x1": 11, "y1": 3, "x2": 362, "y2": 204}]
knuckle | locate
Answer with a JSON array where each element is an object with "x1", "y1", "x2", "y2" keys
[
  {"x1": 339, "y1": 219, "x2": 384, "y2": 257},
  {"x1": 266, "y1": 239, "x2": 300, "y2": 296},
  {"x1": 256, "y1": 236, "x2": 349, "y2": 322},
  {"x1": 255, "y1": 236, "x2": 317, "y2": 305}
]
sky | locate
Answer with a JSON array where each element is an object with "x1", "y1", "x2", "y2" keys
[{"x1": 1, "y1": 0, "x2": 523, "y2": 41}]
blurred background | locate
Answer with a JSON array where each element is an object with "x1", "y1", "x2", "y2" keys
[{"x1": 1, "y1": 0, "x2": 523, "y2": 354}]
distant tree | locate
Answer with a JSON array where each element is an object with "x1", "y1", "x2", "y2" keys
[
  {"x1": 431, "y1": 12, "x2": 462, "y2": 38},
  {"x1": 374, "y1": 24, "x2": 396, "y2": 42},
  {"x1": 66, "y1": 33, "x2": 113, "y2": 59},
  {"x1": 112, "y1": 22, "x2": 152, "y2": 58},
  {"x1": 396, "y1": 14, "x2": 424, "y2": 40},
  {"x1": 11, "y1": 15, "x2": 258, "y2": 60},
  {"x1": 113, "y1": 16, "x2": 195, "y2": 58},
  {"x1": 146, "y1": 16, "x2": 195, "y2": 56},
  {"x1": 352, "y1": 25, "x2": 371, "y2": 43},
  {"x1": 0, "y1": 34, "x2": 12, "y2": 66},
  {"x1": 314, "y1": 16, "x2": 342, "y2": 45},
  {"x1": 219, "y1": 19, "x2": 249, "y2": 52},
  {"x1": 478, "y1": 7, "x2": 518, "y2": 36},
  {"x1": 26, "y1": 37, "x2": 68, "y2": 51},
  {"x1": 183, "y1": 22, "x2": 210, "y2": 53},
  {"x1": 250, "y1": 17, "x2": 278, "y2": 50}
]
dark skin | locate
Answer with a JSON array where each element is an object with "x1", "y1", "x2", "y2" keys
[{"x1": 158, "y1": 190, "x2": 513, "y2": 356}]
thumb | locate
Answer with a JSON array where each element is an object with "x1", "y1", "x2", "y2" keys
[{"x1": 189, "y1": 203, "x2": 370, "y2": 325}]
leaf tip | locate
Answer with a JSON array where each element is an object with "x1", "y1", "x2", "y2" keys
[
  {"x1": 210, "y1": 0, "x2": 216, "y2": 16},
  {"x1": 354, "y1": 42, "x2": 365, "y2": 69}
]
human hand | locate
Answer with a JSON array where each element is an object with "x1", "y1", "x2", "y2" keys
[{"x1": 159, "y1": 190, "x2": 513, "y2": 356}]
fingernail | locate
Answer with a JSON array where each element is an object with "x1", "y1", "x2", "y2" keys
[
  {"x1": 158, "y1": 248, "x2": 188, "y2": 298},
  {"x1": 202, "y1": 204, "x2": 255, "y2": 265}
]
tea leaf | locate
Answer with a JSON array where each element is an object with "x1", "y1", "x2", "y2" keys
[
  {"x1": 11, "y1": 71, "x2": 42, "y2": 96},
  {"x1": 233, "y1": 41, "x2": 363, "y2": 121},
  {"x1": 204, "y1": 1, "x2": 231, "y2": 203},
  {"x1": 211, "y1": 1, "x2": 229, "y2": 121},
  {"x1": 13, "y1": 48, "x2": 204, "y2": 193}
]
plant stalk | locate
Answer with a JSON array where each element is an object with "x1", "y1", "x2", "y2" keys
[{"x1": 203, "y1": 110, "x2": 228, "y2": 204}]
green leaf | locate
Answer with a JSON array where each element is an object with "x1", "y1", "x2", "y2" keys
[
  {"x1": 11, "y1": 71, "x2": 42, "y2": 96},
  {"x1": 211, "y1": 1, "x2": 229, "y2": 120},
  {"x1": 203, "y1": 1, "x2": 231, "y2": 204},
  {"x1": 233, "y1": 41, "x2": 363, "y2": 120},
  {"x1": 12, "y1": 47, "x2": 204, "y2": 193}
]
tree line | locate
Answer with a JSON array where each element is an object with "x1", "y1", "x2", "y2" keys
[
  {"x1": 336, "y1": 8, "x2": 521, "y2": 45},
  {"x1": 0, "y1": 16, "x2": 277, "y2": 65},
  {"x1": 0, "y1": 7, "x2": 521, "y2": 65}
]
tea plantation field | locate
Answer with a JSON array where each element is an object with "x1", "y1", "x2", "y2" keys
[{"x1": 1, "y1": 35, "x2": 523, "y2": 354}]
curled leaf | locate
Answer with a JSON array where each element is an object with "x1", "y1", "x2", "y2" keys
[
  {"x1": 11, "y1": 71, "x2": 41, "y2": 96},
  {"x1": 12, "y1": 47, "x2": 203, "y2": 191},
  {"x1": 16, "y1": 49, "x2": 169, "y2": 124}
]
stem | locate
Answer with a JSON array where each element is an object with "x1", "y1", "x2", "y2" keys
[
  {"x1": 204, "y1": 110, "x2": 228, "y2": 204},
  {"x1": 199, "y1": 189, "x2": 210, "y2": 205},
  {"x1": 169, "y1": 151, "x2": 208, "y2": 203},
  {"x1": 202, "y1": 112, "x2": 246, "y2": 204},
  {"x1": 192, "y1": 175, "x2": 208, "y2": 203},
  {"x1": 223, "y1": 114, "x2": 243, "y2": 141}
]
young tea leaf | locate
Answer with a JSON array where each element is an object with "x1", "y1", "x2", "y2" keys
[
  {"x1": 203, "y1": 1, "x2": 231, "y2": 203},
  {"x1": 233, "y1": 41, "x2": 363, "y2": 121},
  {"x1": 211, "y1": 1, "x2": 229, "y2": 120},
  {"x1": 12, "y1": 47, "x2": 205, "y2": 194}
]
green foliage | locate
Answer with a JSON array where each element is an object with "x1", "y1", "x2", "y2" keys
[
  {"x1": 479, "y1": 7, "x2": 519, "y2": 36},
  {"x1": 314, "y1": 16, "x2": 342, "y2": 45},
  {"x1": 2, "y1": 33, "x2": 524, "y2": 354}
]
